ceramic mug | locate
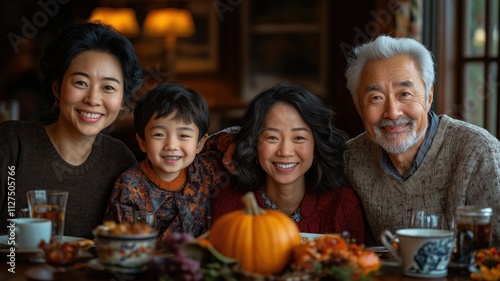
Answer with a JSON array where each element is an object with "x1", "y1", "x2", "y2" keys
[
  {"x1": 381, "y1": 228, "x2": 455, "y2": 278},
  {"x1": 14, "y1": 218, "x2": 52, "y2": 250}
]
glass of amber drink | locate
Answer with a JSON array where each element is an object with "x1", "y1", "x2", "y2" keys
[
  {"x1": 453, "y1": 206, "x2": 493, "y2": 267},
  {"x1": 134, "y1": 210, "x2": 155, "y2": 227},
  {"x1": 27, "y1": 190, "x2": 68, "y2": 242}
]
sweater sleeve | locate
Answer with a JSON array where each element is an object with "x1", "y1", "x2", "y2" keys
[
  {"x1": 295, "y1": 187, "x2": 366, "y2": 244},
  {"x1": 330, "y1": 187, "x2": 366, "y2": 245},
  {"x1": 210, "y1": 185, "x2": 245, "y2": 223},
  {"x1": 103, "y1": 169, "x2": 142, "y2": 224},
  {"x1": 198, "y1": 131, "x2": 234, "y2": 189},
  {"x1": 463, "y1": 139, "x2": 500, "y2": 246},
  {"x1": 203, "y1": 130, "x2": 235, "y2": 157}
]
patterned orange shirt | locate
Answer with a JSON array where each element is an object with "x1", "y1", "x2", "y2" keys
[{"x1": 104, "y1": 132, "x2": 232, "y2": 247}]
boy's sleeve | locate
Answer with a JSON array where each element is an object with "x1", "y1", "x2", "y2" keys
[
  {"x1": 209, "y1": 126, "x2": 241, "y2": 137},
  {"x1": 103, "y1": 173, "x2": 138, "y2": 224},
  {"x1": 198, "y1": 129, "x2": 236, "y2": 190},
  {"x1": 203, "y1": 126, "x2": 240, "y2": 154}
]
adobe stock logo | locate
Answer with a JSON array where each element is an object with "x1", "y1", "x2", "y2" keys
[
  {"x1": 339, "y1": 0, "x2": 400, "y2": 59},
  {"x1": 212, "y1": 0, "x2": 242, "y2": 21},
  {"x1": 7, "y1": 0, "x2": 71, "y2": 54}
]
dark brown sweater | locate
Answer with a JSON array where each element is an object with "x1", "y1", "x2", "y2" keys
[{"x1": 0, "y1": 121, "x2": 137, "y2": 238}]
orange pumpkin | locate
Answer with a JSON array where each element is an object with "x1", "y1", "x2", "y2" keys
[{"x1": 208, "y1": 192, "x2": 301, "y2": 275}]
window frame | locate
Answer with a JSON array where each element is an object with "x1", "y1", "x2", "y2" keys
[{"x1": 436, "y1": 0, "x2": 499, "y2": 137}]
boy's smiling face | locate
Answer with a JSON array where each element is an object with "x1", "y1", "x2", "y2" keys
[{"x1": 136, "y1": 111, "x2": 207, "y2": 182}]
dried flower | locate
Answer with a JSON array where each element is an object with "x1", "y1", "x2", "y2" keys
[
  {"x1": 471, "y1": 248, "x2": 500, "y2": 281},
  {"x1": 293, "y1": 234, "x2": 381, "y2": 280}
]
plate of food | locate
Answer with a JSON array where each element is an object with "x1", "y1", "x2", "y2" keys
[
  {"x1": 300, "y1": 232, "x2": 322, "y2": 242},
  {"x1": 39, "y1": 237, "x2": 95, "y2": 266},
  {"x1": 0, "y1": 235, "x2": 93, "y2": 253},
  {"x1": 86, "y1": 258, "x2": 149, "y2": 274},
  {"x1": 366, "y1": 246, "x2": 391, "y2": 260}
]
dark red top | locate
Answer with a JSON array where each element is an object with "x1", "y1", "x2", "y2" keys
[{"x1": 211, "y1": 186, "x2": 366, "y2": 244}]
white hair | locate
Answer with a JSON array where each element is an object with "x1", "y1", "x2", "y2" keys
[{"x1": 345, "y1": 35, "x2": 435, "y2": 107}]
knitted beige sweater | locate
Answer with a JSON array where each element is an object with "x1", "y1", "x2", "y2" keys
[{"x1": 344, "y1": 115, "x2": 500, "y2": 246}]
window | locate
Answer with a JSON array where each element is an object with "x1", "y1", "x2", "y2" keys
[
  {"x1": 457, "y1": 0, "x2": 499, "y2": 137},
  {"x1": 435, "y1": 0, "x2": 499, "y2": 138}
]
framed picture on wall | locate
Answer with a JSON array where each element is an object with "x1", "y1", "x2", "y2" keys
[
  {"x1": 394, "y1": 0, "x2": 423, "y2": 42},
  {"x1": 240, "y1": 0, "x2": 329, "y2": 101},
  {"x1": 176, "y1": 0, "x2": 219, "y2": 73}
]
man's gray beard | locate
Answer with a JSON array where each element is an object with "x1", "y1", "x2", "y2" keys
[{"x1": 372, "y1": 121, "x2": 427, "y2": 154}]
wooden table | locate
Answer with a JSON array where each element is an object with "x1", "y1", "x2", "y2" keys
[{"x1": 0, "y1": 255, "x2": 472, "y2": 281}]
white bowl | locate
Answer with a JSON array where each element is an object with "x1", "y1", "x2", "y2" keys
[{"x1": 94, "y1": 231, "x2": 158, "y2": 268}]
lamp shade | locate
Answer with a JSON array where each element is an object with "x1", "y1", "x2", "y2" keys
[
  {"x1": 143, "y1": 8, "x2": 195, "y2": 37},
  {"x1": 89, "y1": 7, "x2": 140, "y2": 37}
]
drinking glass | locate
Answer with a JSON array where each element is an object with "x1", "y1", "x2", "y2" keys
[
  {"x1": 453, "y1": 206, "x2": 493, "y2": 267},
  {"x1": 409, "y1": 210, "x2": 445, "y2": 229},
  {"x1": 26, "y1": 190, "x2": 68, "y2": 242},
  {"x1": 18, "y1": 207, "x2": 30, "y2": 218},
  {"x1": 134, "y1": 210, "x2": 155, "y2": 227}
]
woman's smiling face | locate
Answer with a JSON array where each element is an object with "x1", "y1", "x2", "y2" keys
[
  {"x1": 257, "y1": 102, "x2": 315, "y2": 187},
  {"x1": 56, "y1": 50, "x2": 124, "y2": 137}
]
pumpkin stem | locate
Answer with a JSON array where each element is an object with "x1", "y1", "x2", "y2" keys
[{"x1": 242, "y1": 192, "x2": 266, "y2": 216}]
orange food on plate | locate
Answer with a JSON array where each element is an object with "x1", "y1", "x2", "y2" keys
[
  {"x1": 96, "y1": 220, "x2": 154, "y2": 235},
  {"x1": 292, "y1": 234, "x2": 381, "y2": 278},
  {"x1": 348, "y1": 244, "x2": 381, "y2": 275},
  {"x1": 39, "y1": 239, "x2": 82, "y2": 266},
  {"x1": 314, "y1": 234, "x2": 349, "y2": 254}
]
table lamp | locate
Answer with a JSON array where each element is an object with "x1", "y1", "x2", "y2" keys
[
  {"x1": 143, "y1": 8, "x2": 195, "y2": 80},
  {"x1": 89, "y1": 7, "x2": 140, "y2": 37}
]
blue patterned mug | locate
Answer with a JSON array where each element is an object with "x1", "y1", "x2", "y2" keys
[{"x1": 381, "y1": 229, "x2": 455, "y2": 278}]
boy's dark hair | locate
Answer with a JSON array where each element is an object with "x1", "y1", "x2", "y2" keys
[
  {"x1": 134, "y1": 83, "x2": 209, "y2": 141},
  {"x1": 40, "y1": 21, "x2": 143, "y2": 118}
]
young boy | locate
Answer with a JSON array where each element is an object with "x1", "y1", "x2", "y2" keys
[{"x1": 104, "y1": 82, "x2": 232, "y2": 246}]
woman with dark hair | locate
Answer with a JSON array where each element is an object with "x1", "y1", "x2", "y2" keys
[
  {"x1": 40, "y1": 21, "x2": 143, "y2": 121},
  {"x1": 211, "y1": 82, "x2": 365, "y2": 243},
  {"x1": 0, "y1": 21, "x2": 143, "y2": 238}
]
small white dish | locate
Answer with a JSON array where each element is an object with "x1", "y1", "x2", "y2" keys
[
  {"x1": 86, "y1": 258, "x2": 148, "y2": 274},
  {"x1": 300, "y1": 232, "x2": 322, "y2": 241},
  {"x1": 25, "y1": 265, "x2": 56, "y2": 281},
  {"x1": 0, "y1": 235, "x2": 88, "y2": 253}
]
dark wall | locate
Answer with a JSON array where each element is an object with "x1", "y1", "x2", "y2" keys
[
  {"x1": 0, "y1": 0, "x2": 377, "y2": 139},
  {"x1": 0, "y1": 0, "x2": 98, "y2": 121},
  {"x1": 327, "y1": 1, "x2": 377, "y2": 138}
]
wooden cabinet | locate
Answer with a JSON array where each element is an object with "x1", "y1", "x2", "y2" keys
[{"x1": 240, "y1": 0, "x2": 329, "y2": 100}]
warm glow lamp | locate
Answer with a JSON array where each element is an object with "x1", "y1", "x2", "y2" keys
[
  {"x1": 89, "y1": 7, "x2": 140, "y2": 37},
  {"x1": 143, "y1": 8, "x2": 195, "y2": 79}
]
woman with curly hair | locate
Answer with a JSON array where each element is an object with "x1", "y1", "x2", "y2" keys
[{"x1": 211, "y1": 82, "x2": 365, "y2": 243}]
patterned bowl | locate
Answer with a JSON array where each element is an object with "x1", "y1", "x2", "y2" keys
[{"x1": 93, "y1": 230, "x2": 158, "y2": 268}]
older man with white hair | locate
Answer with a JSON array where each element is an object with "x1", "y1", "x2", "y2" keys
[{"x1": 343, "y1": 35, "x2": 500, "y2": 246}]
